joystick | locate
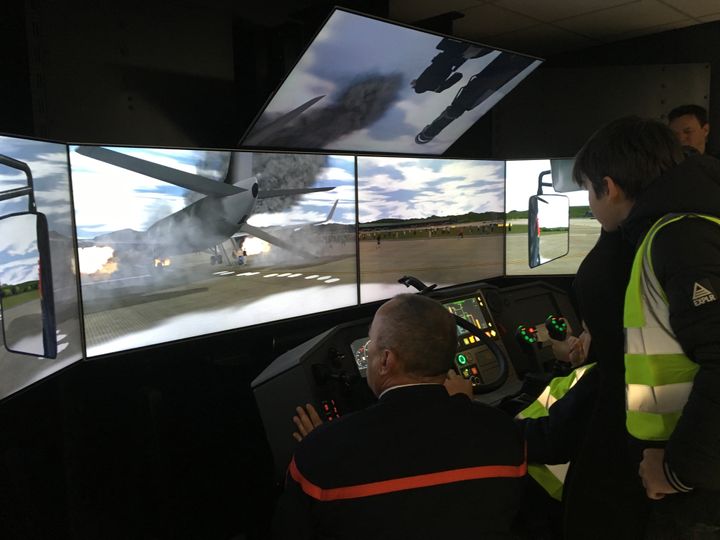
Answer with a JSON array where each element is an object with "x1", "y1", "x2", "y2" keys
[
  {"x1": 515, "y1": 325, "x2": 539, "y2": 352},
  {"x1": 545, "y1": 315, "x2": 568, "y2": 341}
]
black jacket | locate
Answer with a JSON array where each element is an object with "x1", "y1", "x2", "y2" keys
[
  {"x1": 525, "y1": 229, "x2": 647, "y2": 539},
  {"x1": 525, "y1": 156, "x2": 720, "y2": 535},
  {"x1": 620, "y1": 154, "x2": 720, "y2": 524},
  {"x1": 272, "y1": 384, "x2": 525, "y2": 540}
]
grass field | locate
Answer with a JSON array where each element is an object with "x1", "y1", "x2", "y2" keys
[{"x1": 1, "y1": 290, "x2": 39, "y2": 310}]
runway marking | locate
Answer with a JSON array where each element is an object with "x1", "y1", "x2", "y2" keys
[
  {"x1": 83, "y1": 274, "x2": 152, "y2": 284},
  {"x1": 277, "y1": 273, "x2": 292, "y2": 277},
  {"x1": 263, "y1": 273, "x2": 278, "y2": 278},
  {"x1": 317, "y1": 275, "x2": 332, "y2": 281},
  {"x1": 236, "y1": 272, "x2": 260, "y2": 276},
  {"x1": 288, "y1": 273, "x2": 302, "y2": 278},
  {"x1": 325, "y1": 278, "x2": 340, "y2": 283},
  {"x1": 213, "y1": 271, "x2": 235, "y2": 276},
  {"x1": 305, "y1": 275, "x2": 320, "y2": 279}
]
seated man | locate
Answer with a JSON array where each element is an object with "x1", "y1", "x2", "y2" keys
[{"x1": 272, "y1": 293, "x2": 526, "y2": 540}]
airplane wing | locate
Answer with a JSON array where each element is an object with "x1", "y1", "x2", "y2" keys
[
  {"x1": 75, "y1": 146, "x2": 245, "y2": 197},
  {"x1": 320, "y1": 200, "x2": 338, "y2": 224},
  {"x1": 257, "y1": 186, "x2": 334, "y2": 199},
  {"x1": 242, "y1": 95, "x2": 325, "y2": 146},
  {"x1": 240, "y1": 224, "x2": 313, "y2": 257},
  {"x1": 290, "y1": 200, "x2": 339, "y2": 231}
]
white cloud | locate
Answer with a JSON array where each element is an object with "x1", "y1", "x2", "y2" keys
[
  {"x1": 0, "y1": 257, "x2": 39, "y2": 285},
  {"x1": 317, "y1": 166, "x2": 354, "y2": 182},
  {"x1": 506, "y1": 160, "x2": 588, "y2": 212},
  {"x1": 0, "y1": 216, "x2": 38, "y2": 256},
  {"x1": 70, "y1": 150, "x2": 192, "y2": 236},
  {"x1": 357, "y1": 157, "x2": 504, "y2": 221}
]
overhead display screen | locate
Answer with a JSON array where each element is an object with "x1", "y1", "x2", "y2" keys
[
  {"x1": 0, "y1": 135, "x2": 83, "y2": 401},
  {"x1": 242, "y1": 8, "x2": 542, "y2": 155},
  {"x1": 357, "y1": 156, "x2": 505, "y2": 303},
  {"x1": 70, "y1": 146, "x2": 357, "y2": 357}
]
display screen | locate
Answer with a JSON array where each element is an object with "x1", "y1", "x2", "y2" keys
[
  {"x1": 241, "y1": 9, "x2": 542, "y2": 155},
  {"x1": 445, "y1": 296, "x2": 490, "y2": 334},
  {"x1": 505, "y1": 159, "x2": 600, "y2": 275},
  {"x1": 70, "y1": 146, "x2": 358, "y2": 357},
  {"x1": 0, "y1": 135, "x2": 83, "y2": 401},
  {"x1": 357, "y1": 156, "x2": 505, "y2": 303},
  {"x1": 350, "y1": 336, "x2": 370, "y2": 376}
]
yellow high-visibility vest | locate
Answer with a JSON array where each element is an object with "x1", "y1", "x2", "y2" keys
[
  {"x1": 517, "y1": 362, "x2": 595, "y2": 500},
  {"x1": 624, "y1": 213, "x2": 720, "y2": 440}
]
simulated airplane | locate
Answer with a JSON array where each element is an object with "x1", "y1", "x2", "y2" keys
[{"x1": 75, "y1": 146, "x2": 335, "y2": 268}]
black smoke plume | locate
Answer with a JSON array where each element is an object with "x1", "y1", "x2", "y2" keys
[
  {"x1": 252, "y1": 153, "x2": 328, "y2": 213},
  {"x1": 258, "y1": 72, "x2": 404, "y2": 148}
]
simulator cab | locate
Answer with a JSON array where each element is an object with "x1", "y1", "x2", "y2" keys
[{"x1": 252, "y1": 158, "x2": 586, "y2": 480}]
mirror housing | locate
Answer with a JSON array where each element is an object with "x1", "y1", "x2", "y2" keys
[
  {"x1": 528, "y1": 194, "x2": 570, "y2": 268},
  {"x1": 550, "y1": 158, "x2": 578, "y2": 193},
  {"x1": 0, "y1": 212, "x2": 57, "y2": 358}
]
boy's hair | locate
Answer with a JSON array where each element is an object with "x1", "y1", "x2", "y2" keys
[
  {"x1": 572, "y1": 116, "x2": 684, "y2": 199},
  {"x1": 668, "y1": 104, "x2": 708, "y2": 126}
]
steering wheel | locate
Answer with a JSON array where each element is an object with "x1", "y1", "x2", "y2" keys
[
  {"x1": 452, "y1": 315, "x2": 509, "y2": 394},
  {"x1": 399, "y1": 275, "x2": 510, "y2": 394}
]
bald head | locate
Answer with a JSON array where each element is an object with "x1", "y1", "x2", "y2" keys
[{"x1": 372, "y1": 294, "x2": 457, "y2": 378}]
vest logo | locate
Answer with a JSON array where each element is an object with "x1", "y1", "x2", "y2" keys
[{"x1": 692, "y1": 281, "x2": 717, "y2": 307}]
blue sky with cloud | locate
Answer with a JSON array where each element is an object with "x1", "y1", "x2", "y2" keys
[
  {"x1": 71, "y1": 147, "x2": 356, "y2": 238},
  {"x1": 0, "y1": 135, "x2": 74, "y2": 284},
  {"x1": 357, "y1": 157, "x2": 505, "y2": 223}
]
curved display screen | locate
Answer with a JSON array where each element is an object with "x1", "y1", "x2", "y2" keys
[
  {"x1": 0, "y1": 135, "x2": 83, "y2": 401},
  {"x1": 70, "y1": 146, "x2": 358, "y2": 357},
  {"x1": 357, "y1": 156, "x2": 505, "y2": 303}
]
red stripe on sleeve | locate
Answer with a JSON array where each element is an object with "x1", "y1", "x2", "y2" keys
[{"x1": 288, "y1": 455, "x2": 527, "y2": 502}]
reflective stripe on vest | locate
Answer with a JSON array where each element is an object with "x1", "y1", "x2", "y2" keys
[
  {"x1": 624, "y1": 213, "x2": 720, "y2": 441},
  {"x1": 517, "y1": 362, "x2": 595, "y2": 500}
]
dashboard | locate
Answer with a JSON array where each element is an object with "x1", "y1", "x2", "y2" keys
[
  {"x1": 349, "y1": 292, "x2": 512, "y2": 391},
  {"x1": 252, "y1": 281, "x2": 578, "y2": 479}
]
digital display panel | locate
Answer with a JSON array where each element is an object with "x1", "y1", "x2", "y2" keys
[
  {"x1": 0, "y1": 135, "x2": 83, "y2": 401},
  {"x1": 242, "y1": 9, "x2": 542, "y2": 155},
  {"x1": 70, "y1": 146, "x2": 358, "y2": 357},
  {"x1": 505, "y1": 159, "x2": 600, "y2": 275},
  {"x1": 444, "y1": 296, "x2": 490, "y2": 335},
  {"x1": 357, "y1": 156, "x2": 505, "y2": 303},
  {"x1": 350, "y1": 336, "x2": 370, "y2": 376}
]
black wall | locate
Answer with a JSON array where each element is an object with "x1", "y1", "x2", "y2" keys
[{"x1": 493, "y1": 19, "x2": 720, "y2": 158}]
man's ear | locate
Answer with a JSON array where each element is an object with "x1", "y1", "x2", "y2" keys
[
  {"x1": 703, "y1": 122, "x2": 710, "y2": 138},
  {"x1": 603, "y1": 176, "x2": 625, "y2": 202},
  {"x1": 379, "y1": 348, "x2": 400, "y2": 376}
]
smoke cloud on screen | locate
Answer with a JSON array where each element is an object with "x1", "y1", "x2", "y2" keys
[
  {"x1": 252, "y1": 153, "x2": 328, "y2": 212},
  {"x1": 258, "y1": 73, "x2": 404, "y2": 149}
]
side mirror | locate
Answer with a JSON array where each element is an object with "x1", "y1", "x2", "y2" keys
[
  {"x1": 0, "y1": 212, "x2": 57, "y2": 358},
  {"x1": 528, "y1": 194, "x2": 570, "y2": 268}
]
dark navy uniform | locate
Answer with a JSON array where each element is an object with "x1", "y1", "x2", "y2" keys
[{"x1": 272, "y1": 384, "x2": 526, "y2": 540}]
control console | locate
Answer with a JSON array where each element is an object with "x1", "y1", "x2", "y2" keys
[{"x1": 442, "y1": 293, "x2": 505, "y2": 390}]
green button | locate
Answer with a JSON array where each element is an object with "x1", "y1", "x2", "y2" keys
[{"x1": 457, "y1": 354, "x2": 467, "y2": 365}]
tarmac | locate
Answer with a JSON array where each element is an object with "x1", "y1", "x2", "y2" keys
[{"x1": 12, "y1": 219, "x2": 601, "y2": 359}]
